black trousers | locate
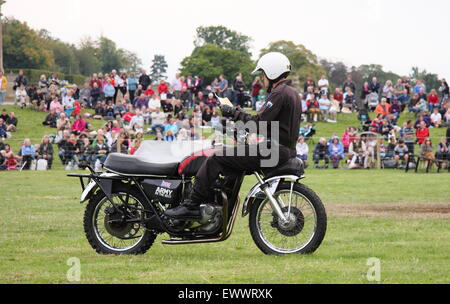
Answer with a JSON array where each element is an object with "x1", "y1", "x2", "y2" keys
[{"x1": 191, "y1": 144, "x2": 294, "y2": 203}]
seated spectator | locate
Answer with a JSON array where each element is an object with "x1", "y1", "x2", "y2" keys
[
  {"x1": 419, "y1": 138, "x2": 434, "y2": 160},
  {"x1": 428, "y1": 89, "x2": 440, "y2": 112},
  {"x1": 36, "y1": 135, "x2": 54, "y2": 169},
  {"x1": 113, "y1": 100, "x2": 127, "y2": 117},
  {"x1": 202, "y1": 107, "x2": 212, "y2": 126},
  {"x1": 50, "y1": 98, "x2": 64, "y2": 114},
  {"x1": 144, "y1": 85, "x2": 155, "y2": 98},
  {"x1": 390, "y1": 100, "x2": 401, "y2": 123},
  {"x1": 162, "y1": 98, "x2": 174, "y2": 113},
  {"x1": 394, "y1": 139, "x2": 409, "y2": 168},
  {"x1": 0, "y1": 109, "x2": 8, "y2": 122},
  {"x1": 333, "y1": 88, "x2": 344, "y2": 110},
  {"x1": 16, "y1": 86, "x2": 28, "y2": 108},
  {"x1": 343, "y1": 87, "x2": 355, "y2": 112},
  {"x1": 19, "y1": 138, "x2": 35, "y2": 170},
  {"x1": 318, "y1": 93, "x2": 331, "y2": 122},
  {"x1": 1, "y1": 144, "x2": 18, "y2": 170},
  {"x1": 130, "y1": 110, "x2": 145, "y2": 131},
  {"x1": 148, "y1": 96, "x2": 161, "y2": 112},
  {"x1": 164, "y1": 116, "x2": 178, "y2": 141},
  {"x1": 435, "y1": 137, "x2": 450, "y2": 164},
  {"x1": 348, "y1": 133, "x2": 367, "y2": 161},
  {"x1": 295, "y1": 136, "x2": 309, "y2": 167},
  {"x1": 328, "y1": 137, "x2": 344, "y2": 169},
  {"x1": 328, "y1": 97, "x2": 339, "y2": 123},
  {"x1": 93, "y1": 100, "x2": 106, "y2": 119},
  {"x1": 349, "y1": 148, "x2": 367, "y2": 169},
  {"x1": 72, "y1": 114, "x2": 87, "y2": 135},
  {"x1": 151, "y1": 107, "x2": 166, "y2": 134},
  {"x1": 375, "y1": 98, "x2": 391, "y2": 117},
  {"x1": 78, "y1": 137, "x2": 93, "y2": 168},
  {"x1": 104, "y1": 104, "x2": 115, "y2": 118},
  {"x1": 155, "y1": 131, "x2": 164, "y2": 141},
  {"x1": 134, "y1": 93, "x2": 148, "y2": 110},
  {"x1": 111, "y1": 130, "x2": 130, "y2": 154},
  {"x1": 306, "y1": 92, "x2": 320, "y2": 122},
  {"x1": 398, "y1": 89, "x2": 410, "y2": 112},
  {"x1": 313, "y1": 138, "x2": 329, "y2": 169},
  {"x1": 430, "y1": 107, "x2": 442, "y2": 128},
  {"x1": 0, "y1": 118, "x2": 8, "y2": 139},
  {"x1": 79, "y1": 83, "x2": 91, "y2": 106},
  {"x1": 92, "y1": 135, "x2": 110, "y2": 168},
  {"x1": 205, "y1": 93, "x2": 218, "y2": 109},
  {"x1": 42, "y1": 109, "x2": 58, "y2": 128},
  {"x1": 411, "y1": 98, "x2": 427, "y2": 114},
  {"x1": 386, "y1": 137, "x2": 397, "y2": 158}
]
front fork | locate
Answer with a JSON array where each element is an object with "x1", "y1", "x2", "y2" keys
[{"x1": 254, "y1": 172, "x2": 290, "y2": 223}]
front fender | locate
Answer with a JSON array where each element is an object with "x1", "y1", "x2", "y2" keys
[{"x1": 241, "y1": 175, "x2": 302, "y2": 217}]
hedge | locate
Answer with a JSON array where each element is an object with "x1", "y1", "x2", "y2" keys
[{"x1": 5, "y1": 68, "x2": 89, "y2": 86}]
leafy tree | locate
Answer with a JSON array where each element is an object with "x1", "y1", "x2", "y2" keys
[
  {"x1": 150, "y1": 55, "x2": 168, "y2": 83},
  {"x1": 320, "y1": 59, "x2": 349, "y2": 89},
  {"x1": 3, "y1": 18, "x2": 54, "y2": 69},
  {"x1": 259, "y1": 40, "x2": 326, "y2": 89},
  {"x1": 410, "y1": 67, "x2": 440, "y2": 91},
  {"x1": 75, "y1": 38, "x2": 102, "y2": 76},
  {"x1": 97, "y1": 36, "x2": 122, "y2": 73},
  {"x1": 194, "y1": 26, "x2": 252, "y2": 54},
  {"x1": 120, "y1": 50, "x2": 143, "y2": 74},
  {"x1": 180, "y1": 44, "x2": 254, "y2": 87}
]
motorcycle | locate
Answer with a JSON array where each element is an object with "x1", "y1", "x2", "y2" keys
[{"x1": 68, "y1": 139, "x2": 327, "y2": 255}]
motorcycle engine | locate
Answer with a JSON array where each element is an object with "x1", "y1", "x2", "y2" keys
[{"x1": 196, "y1": 204, "x2": 223, "y2": 233}]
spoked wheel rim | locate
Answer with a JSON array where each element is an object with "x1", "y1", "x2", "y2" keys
[
  {"x1": 93, "y1": 192, "x2": 147, "y2": 252},
  {"x1": 256, "y1": 190, "x2": 317, "y2": 254}
]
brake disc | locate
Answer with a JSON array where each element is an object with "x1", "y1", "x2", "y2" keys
[
  {"x1": 271, "y1": 207, "x2": 305, "y2": 237},
  {"x1": 104, "y1": 207, "x2": 135, "y2": 238}
]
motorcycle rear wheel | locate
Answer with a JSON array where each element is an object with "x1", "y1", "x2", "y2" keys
[
  {"x1": 84, "y1": 185, "x2": 157, "y2": 255},
  {"x1": 249, "y1": 182, "x2": 327, "y2": 255}
]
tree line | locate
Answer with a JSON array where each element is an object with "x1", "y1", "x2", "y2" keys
[
  {"x1": 3, "y1": 18, "x2": 442, "y2": 92},
  {"x1": 3, "y1": 18, "x2": 142, "y2": 76}
]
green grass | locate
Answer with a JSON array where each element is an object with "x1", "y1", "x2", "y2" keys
[{"x1": 0, "y1": 106, "x2": 449, "y2": 284}]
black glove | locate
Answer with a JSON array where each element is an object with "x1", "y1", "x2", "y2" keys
[{"x1": 221, "y1": 105, "x2": 237, "y2": 118}]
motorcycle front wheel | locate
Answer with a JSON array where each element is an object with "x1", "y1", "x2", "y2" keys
[
  {"x1": 249, "y1": 182, "x2": 327, "y2": 255},
  {"x1": 84, "y1": 184, "x2": 157, "y2": 255}
]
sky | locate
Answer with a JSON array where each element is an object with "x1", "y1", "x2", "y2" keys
[{"x1": 4, "y1": 0, "x2": 450, "y2": 80}]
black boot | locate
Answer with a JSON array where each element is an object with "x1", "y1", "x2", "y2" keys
[{"x1": 164, "y1": 199, "x2": 202, "y2": 221}]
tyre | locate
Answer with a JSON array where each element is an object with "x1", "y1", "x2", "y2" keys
[
  {"x1": 84, "y1": 184, "x2": 157, "y2": 254},
  {"x1": 249, "y1": 182, "x2": 327, "y2": 255}
]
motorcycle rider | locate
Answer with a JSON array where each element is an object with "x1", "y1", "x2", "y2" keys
[{"x1": 164, "y1": 52, "x2": 302, "y2": 220}]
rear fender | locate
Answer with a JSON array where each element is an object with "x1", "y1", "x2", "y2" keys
[{"x1": 241, "y1": 175, "x2": 303, "y2": 217}]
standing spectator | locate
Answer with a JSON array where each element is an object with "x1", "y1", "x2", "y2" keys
[
  {"x1": 318, "y1": 75, "x2": 329, "y2": 95},
  {"x1": 382, "y1": 80, "x2": 394, "y2": 103},
  {"x1": 233, "y1": 74, "x2": 246, "y2": 107},
  {"x1": 401, "y1": 120, "x2": 416, "y2": 155},
  {"x1": 79, "y1": 83, "x2": 91, "y2": 107},
  {"x1": 369, "y1": 77, "x2": 381, "y2": 94},
  {"x1": 13, "y1": 70, "x2": 28, "y2": 91},
  {"x1": 413, "y1": 80, "x2": 426, "y2": 95},
  {"x1": 401, "y1": 76, "x2": 412, "y2": 94},
  {"x1": 251, "y1": 77, "x2": 263, "y2": 110},
  {"x1": 111, "y1": 70, "x2": 121, "y2": 103},
  {"x1": 193, "y1": 76, "x2": 203, "y2": 97},
  {"x1": 218, "y1": 74, "x2": 228, "y2": 97},
  {"x1": 89, "y1": 73, "x2": 102, "y2": 90},
  {"x1": 36, "y1": 135, "x2": 54, "y2": 169},
  {"x1": 393, "y1": 79, "x2": 405, "y2": 101},
  {"x1": 90, "y1": 82, "x2": 101, "y2": 108},
  {"x1": 416, "y1": 121, "x2": 429, "y2": 145},
  {"x1": 158, "y1": 79, "x2": 169, "y2": 99},
  {"x1": 0, "y1": 71, "x2": 8, "y2": 104},
  {"x1": 118, "y1": 73, "x2": 128, "y2": 99},
  {"x1": 139, "y1": 70, "x2": 152, "y2": 92},
  {"x1": 170, "y1": 73, "x2": 182, "y2": 99},
  {"x1": 361, "y1": 82, "x2": 371, "y2": 102},
  {"x1": 439, "y1": 79, "x2": 449, "y2": 102},
  {"x1": 127, "y1": 73, "x2": 138, "y2": 102},
  {"x1": 342, "y1": 75, "x2": 356, "y2": 93},
  {"x1": 103, "y1": 79, "x2": 115, "y2": 104},
  {"x1": 303, "y1": 76, "x2": 316, "y2": 92}
]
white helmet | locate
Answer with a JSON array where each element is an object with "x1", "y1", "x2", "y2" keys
[{"x1": 252, "y1": 52, "x2": 291, "y2": 80}]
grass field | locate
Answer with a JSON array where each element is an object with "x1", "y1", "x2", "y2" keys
[{"x1": 0, "y1": 106, "x2": 449, "y2": 284}]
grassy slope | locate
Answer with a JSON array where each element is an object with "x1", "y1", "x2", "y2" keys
[{"x1": 0, "y1": 106, "x2": 449, "y2": 284}]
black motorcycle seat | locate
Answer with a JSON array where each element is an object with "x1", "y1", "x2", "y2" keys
[
  {"x1": 104, "y1": 153, "x2": 179, "y2": 176},
  {"x1": 263, "y1": 157, "x2": 304, "y2": 180}
]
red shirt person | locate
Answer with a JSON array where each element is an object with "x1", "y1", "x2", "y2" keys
[
  {"x1": 157, "y1": 80, "x2": 169, "y2": 95},
  {"x1": 416, "y1": 121, "x2": 429, "y2": 145}
]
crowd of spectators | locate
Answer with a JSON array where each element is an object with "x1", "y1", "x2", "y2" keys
[{"x1": 1, "y1": 69, "x2": 450, "y2": 172}]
